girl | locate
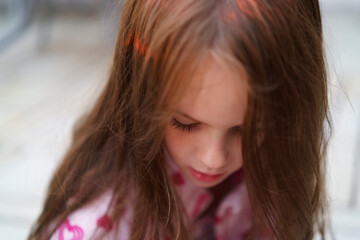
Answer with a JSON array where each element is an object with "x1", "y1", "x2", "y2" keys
[{"x1": 28, "y1": 0, "x2": 333, "y2": 239}]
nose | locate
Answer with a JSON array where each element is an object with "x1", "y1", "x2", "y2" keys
[{"x1": 198, "y1": 134, "x2": 229, "y2": 171}]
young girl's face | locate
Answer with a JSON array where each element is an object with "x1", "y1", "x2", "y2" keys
[{"x1": 163, "y1": 54, "x2": 249, "y2": 188}]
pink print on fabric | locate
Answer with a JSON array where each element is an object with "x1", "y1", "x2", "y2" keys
[
  {"x1": 214, "y1": 215, "x2": 222, "y2": 224},
  {"x1": 96, "y1": 215, "x2": 114, "y2": 232},
  {"x1": 171, "y1": 172, "x2": 185, "y2": 186},
  {"x1": 239, "y1": 231, "x2": 250, "y2": 239},
  {"x1": 58, "y1": 219, "x2": 84, "y2": 240},
  {"x1": 224, "y1": 206, "x2": 233, "y2": 216},
  {"x1": 191, "y1": 193, "x2": 211, "y2": 219}
]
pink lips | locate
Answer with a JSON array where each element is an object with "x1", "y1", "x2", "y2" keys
[{"x1": 189, "y1": 168, "x2": 224, "y2": 183}]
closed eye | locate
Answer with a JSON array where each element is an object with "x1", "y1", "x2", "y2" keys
[
  {"x1": 171, "y1": 118, "x2": 199, "y2": 133},
  {"x1": 171, "y1": 118, "x2": 242, "y2": 135},
  {"x1": 231, "y1": 126, "x2": 242, "y2": 135}
]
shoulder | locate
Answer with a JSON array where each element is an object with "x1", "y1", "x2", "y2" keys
[{"x1": 49, "y1": 190, "x2": 134, "y2": 240}]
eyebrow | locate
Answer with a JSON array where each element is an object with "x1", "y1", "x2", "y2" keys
[{"x1": 175, "y1": 111, "x2": 243, "y2": 128}]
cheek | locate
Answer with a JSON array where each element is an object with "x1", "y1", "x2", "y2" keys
[
  {"x1": 164, "y1": 126, "x2": 182, "y2": 149},
  {"x1": 163, "y1": 126, "x2": 193, "y2": 164},
  {"x1": 229, "y1": 137, "x2": 243, "y2": 167}
]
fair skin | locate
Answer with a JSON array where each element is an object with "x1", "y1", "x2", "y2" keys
[{"x1": 163, "y1": 53, "x2": 249, "y2": 188}]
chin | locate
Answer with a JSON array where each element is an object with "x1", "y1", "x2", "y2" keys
[{"x1": 193, "y1": 180, "x2": 223, "y2": 188}]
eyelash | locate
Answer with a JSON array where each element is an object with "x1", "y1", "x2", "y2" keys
[
  {"x1": 171, "y1": 118, "x2": 199, "y2": 133},
  {"x1": 171, "y1": 118, "x2": 242, "y2": 135}
]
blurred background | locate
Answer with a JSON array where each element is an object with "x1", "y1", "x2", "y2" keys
[{"x1": 0, "y1": 0, "x2": 359, "y2": 239}]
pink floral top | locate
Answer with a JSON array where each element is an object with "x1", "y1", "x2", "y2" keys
[{"x1": 49, "y1": 150, "x2": 271, "y2": 240}]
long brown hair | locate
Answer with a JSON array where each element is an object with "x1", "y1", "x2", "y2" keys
[{"x1": 29, "y1": 0, "x2": 334, "y2": 239}]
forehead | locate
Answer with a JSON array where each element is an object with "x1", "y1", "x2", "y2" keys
[{"x1": 176, "y1": 55, "x2": 249, "y2": 128}]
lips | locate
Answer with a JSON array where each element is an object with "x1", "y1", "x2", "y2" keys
[{"x1": 189, "y1": 168, "x2": 224, "y2": 183}]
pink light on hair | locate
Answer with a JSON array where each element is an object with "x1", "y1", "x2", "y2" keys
[{"x1": 126, "y1": 32, "x2": 148, "y2": 56}]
